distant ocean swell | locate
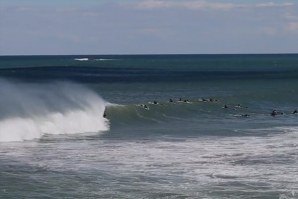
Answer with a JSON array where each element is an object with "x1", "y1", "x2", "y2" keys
[
  {"x1": 1, "y1": 64, "x2": 298, "y2": 83},
  {"x1": 0, "y1": 79, "x2": 109, "y2": 142}
]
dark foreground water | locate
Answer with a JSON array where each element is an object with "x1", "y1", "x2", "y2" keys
[{"x1": 0, "y1": 54, "x2": 297, "y2": 198}]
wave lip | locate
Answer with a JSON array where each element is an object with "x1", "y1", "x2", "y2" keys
[{"x1": 0, "y1": 79, "x2": 109, "y2": 142}]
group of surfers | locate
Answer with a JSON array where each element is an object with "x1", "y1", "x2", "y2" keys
[
  {"x1": 146, "y1": 98, "x2": 298, "y2": 117},
  {"x1": 104, "y1": 98, "x2": 298, "y2": 118}
]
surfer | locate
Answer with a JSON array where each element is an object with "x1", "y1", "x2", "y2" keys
[
  {"x1": 293, "y1": 109, "x2": 298, "y2": 114},
  {"x1": 140, "y1": 104, "x2": 149, "y2": 110},
  {"x1": 235, "y1": 104, "x2": 241, "y2": 108},
  {"x1": 103, "y1": 110, "x2": 107, "y2": 118},
  {"x1": 271, "y1": 110, "x2": 278, "y2": 117},
  {"x1": 223, "y1": 104, "x2": 228, "y2": 109},
  {"x1": 169, "y1": 99, "x2": 173, "y2": 103},
  {"x1": 153, "y1": 101, "x2": 158, "y2": 105},
  {"x1": 271, "y1": 110, "x2": 277, "y2": 116}
]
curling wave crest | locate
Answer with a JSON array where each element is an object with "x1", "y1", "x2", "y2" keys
[{"x1": 0, "y1": 79, "x2": 109, "y2": 142}]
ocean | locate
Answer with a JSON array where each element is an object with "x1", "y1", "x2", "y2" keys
[{"x1": 0, "y1": 54, "x2": 297, "y2": 198}]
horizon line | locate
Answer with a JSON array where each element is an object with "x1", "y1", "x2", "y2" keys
[{"x1": 1, "y1": 52, "x2": 298, "y2": 57}]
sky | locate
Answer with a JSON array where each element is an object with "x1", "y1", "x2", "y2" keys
[{"x1": 0, "y1": 0, "x2": 298, "y2": 55}]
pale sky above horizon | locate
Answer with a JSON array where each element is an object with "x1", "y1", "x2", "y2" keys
[{"x1": 1, "y1": 0, "x2": 298, "y2": 55}]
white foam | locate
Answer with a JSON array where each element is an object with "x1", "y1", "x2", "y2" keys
[
  {"x1": 95, "y1": 58, "x2": 114, "y2": 61},
  {"x1": 74, "y1": 58, "x2": 89, "y2": 61},
  {"x1": 0, "y1": 79, "x2": 109, "y2": 142}
]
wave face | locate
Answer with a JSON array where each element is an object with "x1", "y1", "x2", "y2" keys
[{"x1": 0, "y1": 79, "x2": 109, "y2": 142}]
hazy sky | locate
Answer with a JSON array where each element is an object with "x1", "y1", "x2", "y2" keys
[{"x1": 1, "y1": 0, "x2": 298, "y2": 55}]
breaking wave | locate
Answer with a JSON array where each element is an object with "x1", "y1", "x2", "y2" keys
[
  {"x1": 0, "y1": 79, "x2": 109, "y2": 142},
  {"x1": 74, "y1": 58, "x2": 89, "y2": 61}
]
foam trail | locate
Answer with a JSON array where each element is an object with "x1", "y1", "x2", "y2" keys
[
  {"x1": 0, "y1": 79, "x2": 109, "y2": 142},
  {"x1": 95, "y1": 59, "x2": 114, "y2": 61},
  {"x1": 74, "y1": 58, "x2": 89, "y2": 61}
]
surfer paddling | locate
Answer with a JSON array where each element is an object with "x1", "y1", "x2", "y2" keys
[
  {"x1": 140, "y1": 104, "x2": 149, "y2": 110},
  {"x1": 270, "y1": 110, "x2": 283, "y2": 117}
]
